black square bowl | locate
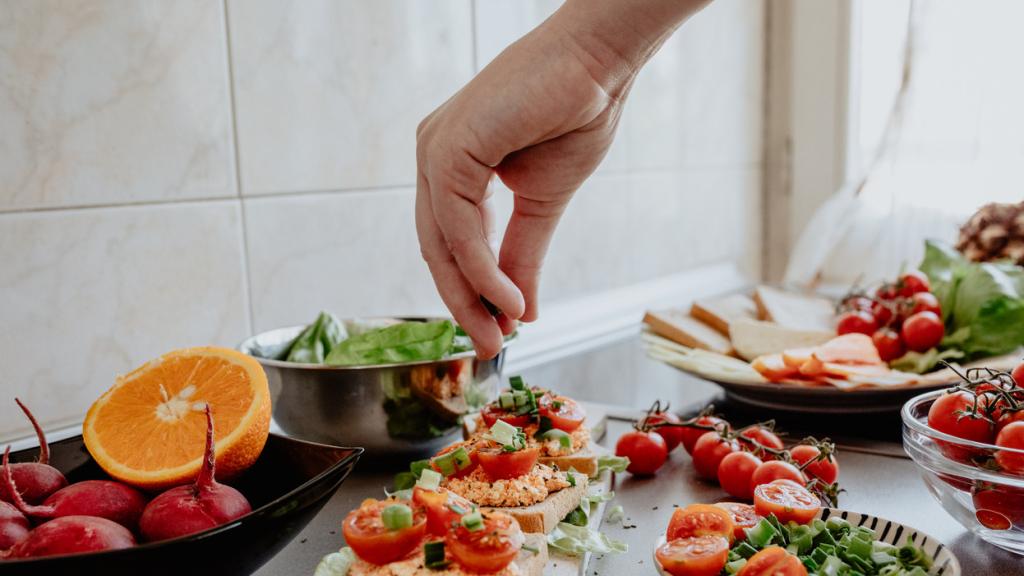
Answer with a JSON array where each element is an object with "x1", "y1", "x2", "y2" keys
[{"x1": 0, "y1": 433, "x2": 362, "y2": 575}]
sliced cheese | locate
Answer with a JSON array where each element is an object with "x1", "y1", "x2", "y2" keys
[{"x1": 729, "y1": 319, "x2": 833, "y2": 361}]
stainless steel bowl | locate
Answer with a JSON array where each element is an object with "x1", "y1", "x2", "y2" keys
[{"x1": 239, "y1": 318, "x2": 513, "y2": 460}]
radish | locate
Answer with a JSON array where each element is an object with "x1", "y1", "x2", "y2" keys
[
  {"x1": 138, "y1": 406, "x2": 252, "y2": 542},
  {"x1": 2, "y1": 515, "x2": 135, "y2": 558},
  {"x1": 0, "y1": 500, "x2": 29, "y2": 550},
  {"x1": 0, "y1": 399, "x2": 67, "y2": 505}
]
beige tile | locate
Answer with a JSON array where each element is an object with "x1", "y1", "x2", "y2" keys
[
  {"x1": 0, "y1": 202, "x2": 251, "y2": 440},
  {"x1": 228, "y1": 0, "x2": 474, "y2": 195},
  {"x1": 244, "y1": 189, "x2": 447, "y2": 333},
  {"x1": 0, "y1": 1, "x2": 235, "y2": 211}
]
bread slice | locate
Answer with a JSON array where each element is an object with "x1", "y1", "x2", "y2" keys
[
  {"x1": 539, "y1": 442, "x2": 608, "y2": 478},
  {"x1": 690, "y1": 293, "x2": 759, "y2": 336},
  {"x1": 515, "y1": 534, "x2": 549, "y2": 576},
  {"x1": 485, "y1": 477, "x2": 588, "y2": 534},
  {"x1": 753, "y1": 286, "x2": 835, "y2": 332},
  {"x1": 729, "y1": 318, "x2": 833, "y2": 361},
  {"x1": 643, "y1": 310, "x2": 734, "y2": 356}
]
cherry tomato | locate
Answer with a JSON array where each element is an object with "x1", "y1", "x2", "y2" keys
[
  {"x1": 681, "y1": 416, "x2": 731, "y2": 456},
  {"x1": 750, "y1": 461, "x2": 805, "y2": 494},
  {"x1": 842, "y1": 295, "x2": 874, "y2": 311},
  {"x1": 901, "y1": 311, "x2": 944, "y2": 352},
  {"x1": 753, "y1": 480, "x2": 820, "y2": 525},
  {"x1": 789, "y1": 444, "x2": 840, "y2": 485},
  {"x1": 616, "y1": 430, "x2": 668, "y2": 475},
  {"x1": 738, "y1": 426, "x2": 784, "y2": 457},
  {"x1": 537, "y1": 394, "x2": 586, "y2": 432},
  {"x1": 691, "y1": 432, "x2": 740, "y2": 480},
  {"x1": 737, "y1": 546, "x2": 808, "y2": 576},
  {"x1": 480, "y1": 404, "x2": 532, "y2": 429},
  {"x1": 972, "y1": 485, "x2": 1024, "y2": 530},
  {"x1": 717, "y1": 452, "x2": 763, "y2": 500},
  {"x1": 713, "y1": 502, "x2": 761, "y2": 542},
  {"x1": 655, "y1": 535, "x2": 730, "y2": 576},
  {"x1": 342, "y1": 499, "x2": 428, "y2": 565},
  {"x1": 899, "y1": 270, "x2": 931, "y2": 297},
  {"x1": 908, "y1": 291, "x2": 941, "y2": 317},
  {"x1": 666, "y1": 504, "x2": 736, "y2": 545},
  {"x1": 996, "y1": 422, "x2": 1024, "y2": 475},
  {"x1": 1013, "y1": 363, "x2": 1024, "y2": 387},
  {"x1": 430, "y1": 442, "x2": 479, "y2": 479},
  {"x1": 643, "y1": 411, "x2": 684, "y2": 452},
  {"x1": 447, "y1": 511, "x2": 524, "y2": 573},
  {"x1": 412, "y1": 487, "x2": 474, "y2": 536},
  {"x1": 998, "y1": 408, "x2": 1024, "y2": 432},
  {"x1": 872, "y1": 300, "x2": 896, "y2": 327},
  {"x1": 872, "y1": 329, "x2": 905, "y2": 362},
  {"x1": 837, "y1": 310, "x2": 878, "y2": 336},
  {"x1": 927, "y1": 391, "x2": 995, "y2": 460},
  {"x1": 876, "y1": 283, "x2": 900, "y2": 301},
  {"x1": 476, "y1": 445, "x2": 540, "y2": 480}
]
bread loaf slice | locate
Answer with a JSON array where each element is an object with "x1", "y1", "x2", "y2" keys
[
  {"x1": 753, "y1": 286, "x2": 835, "y2": 332},
  {"x1": 690, "y1": 293, "x2": 759, "y2": 336},
  {"x1": 486, "y1": 478, "x2": 588, "y2": 534},
  {"x1": 730, "y1": 319, "x2": 833, "y2": 361},
  {"x1": 643, "y1": 310, "x2": 734, "y2": 356}
]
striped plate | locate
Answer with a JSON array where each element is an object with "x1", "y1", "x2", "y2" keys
[{"x1": 653, "y1": 508, "x2": 962, "y2": 575}]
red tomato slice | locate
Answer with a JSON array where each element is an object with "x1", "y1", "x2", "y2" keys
[
  {"x1": 447, "y1": 511, "x2": 525, "y2": 573},
  {"x1": 412, "y1": 487, "x2": 475, "y2": 537},
  {"x1": 737, "y1": 546, "x2": 807, "y2": 576},
  {"x1": 667, "y1": 504, "x2": 736, "y2": 545},
  {"x1": 714, "y1": 502, "x2": 761, "y2": 541},
  {"x1": 476, "y1": 445, "x2": 540, "y2": 480},
  {"x1": 753, "y1": 480, "x2": 821, "y2": 525},
  {"x1": 538, "y1": 394, "x2": 586, "y2": 432},
  {"x1": 430, "y1": 442, "x2": 479, "y2": 479},
  {"x1": 655, "y1": 535, "x2": 730, "y2": 576},
  {"x1": 480, "y1": 404, "x2": 533, "y2": 428},
  {"x1": 342, "y1": 499, "x2": 427, "y2": 565}
]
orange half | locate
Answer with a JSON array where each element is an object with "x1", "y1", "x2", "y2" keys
[{"x1": 83, "y1": 347, "x2": 271, "y2": 491}]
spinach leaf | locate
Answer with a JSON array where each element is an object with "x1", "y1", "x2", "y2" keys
[
  {"x1": 286, "y1": 311, "x2": 345, "y2": 364},
  {"x1": 325, "y1": 320, "x2": 456, "y2": 366}
]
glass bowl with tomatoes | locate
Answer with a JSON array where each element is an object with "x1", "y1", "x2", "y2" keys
[{"x1": 902, "y1": 382, "x2": 1024, "y2": 556}]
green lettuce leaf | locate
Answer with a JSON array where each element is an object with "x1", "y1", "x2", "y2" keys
[
  {"x1": 547, "y1": 521, "x2": 628, "y2": 557},
  {"x1": 890, "y1": 348, "x2": 964, "y2": 374},
  {"x1": 325, "y1": 320, "x2": 456, "y2": 366},
  {"x1": 597, "y1": 455, "x2": 630, "y2": 474},
  {"x1": 313, "y1": 548, "x2": 356, "y2": 576},
  {"x1": 286, "y1": 311, "x2": 346, "y2": 364}
]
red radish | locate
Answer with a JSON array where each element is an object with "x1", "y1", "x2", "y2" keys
[
  {"x1": 138, "y1": 406, "x2": 252, "y2": 542},
  {"x1": 2, "y1": 515, "x2": 135, "y2": 558},
  {"x1": 0, "y1": 500, "x2": 29, "y2": 550},
  {"x1": 0, "y1": 399, "x2": 68, "y2": 505},
  {"x1": 3, "y1": 449, "x2": 147, "y2": 530}
]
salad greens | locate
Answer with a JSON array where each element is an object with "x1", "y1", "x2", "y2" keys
[
  {"x1": 725, "y1": 514, "x2": 935, "y2": 576},
  {"x1": 919, "y1": 240, "x2": 1024, "y2": 359},
  {"x1": 286, "y1": 312, "x2": 345, "y2": 364},
  {"x1": 548, "y1": 490, "x2": 627, "y2": 557},
  {"x1": 325, "y1": 320, "x2": 456, "y2": 366},
  {"x1": 380, "y1": 374, "x2": 456, "y2": 440},
  {"x1": 313, "y1": 548, "x2": 356, "y2": 576}
]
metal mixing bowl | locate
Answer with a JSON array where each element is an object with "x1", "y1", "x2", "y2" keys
[{"x1": 239, "y1": 318, "x2": 513, "y2": 460}]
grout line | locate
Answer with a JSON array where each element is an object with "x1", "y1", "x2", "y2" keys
[{"x1": 221, "y1": 0, "x2": 256, "y2": 336}]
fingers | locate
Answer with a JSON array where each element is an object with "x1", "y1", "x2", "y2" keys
[
  {"x1": 498, "y1": 193, "x2": 569, "y2": 322},
  {"x1": 427, "y1": 147, "x2": 526, "y2": 321},
  {"x1": 416, "y1": 173, "x2": 505, "y2": 359}
]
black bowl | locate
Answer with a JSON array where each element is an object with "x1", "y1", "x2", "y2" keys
[{"x1": 0, "y1": 434, "x2": 362, "y2": 575}]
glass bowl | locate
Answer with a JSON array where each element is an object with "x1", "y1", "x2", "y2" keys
[{"x1": 902, "y1": 389, "x2": 1024, "y2": 555}]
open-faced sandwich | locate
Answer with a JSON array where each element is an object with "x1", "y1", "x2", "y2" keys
[
  {"x1": 318, "y1": 469, "x2": 548, "y2": 576},
  {"x1": 464, "y1": 376, "x2": 603, "y2": 477}
]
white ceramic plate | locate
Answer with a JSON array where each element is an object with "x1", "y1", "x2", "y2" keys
[{"x1": 652, "y1": 508, "x2": 961, "y2": 576}]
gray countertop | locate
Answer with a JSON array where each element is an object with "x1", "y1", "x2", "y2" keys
[{"x1": 256, "y1": 337, "x2": 1024, "y2": 576}]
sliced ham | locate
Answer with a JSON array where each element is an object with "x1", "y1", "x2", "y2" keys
[
  {"x1": 811, "y1": 333, "x2": 883, "y2": 365},
  {"x1": 751, "y1": 354, "x2": 801, "y2": 382}
]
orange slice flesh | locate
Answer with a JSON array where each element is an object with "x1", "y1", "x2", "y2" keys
[{"x1": 83, "y1": 347, "x2": 270, "y2": 491}]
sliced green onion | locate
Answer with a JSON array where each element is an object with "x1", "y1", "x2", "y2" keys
[
  {"x1": 498, "y1": 392, "x2": 515, "y2": 410},
  {"x1": 461, "y1": 511, "x2": 484, "y2": 531},
  {"x1": 521, "y1": 544, "x2": 540, "y2": 555},
  {"x1": 424, "y1": 541, "x2": 448, "y2": 569},
  {"x1": 512, "y1": 390, "x2": 529, "y2": 407},
  {"x1": 745, "y1": 518, "x2": 778, "y2": 548},
  {"x1": 432, "y1": 453, "x2": 457, "y2": 477},
  {"x1": 485, "y1": 419, "x2": 521, "y2": 448},
  {"x1": 543, "y1": 428, "x2": 572, "y2": 449},
  {"x1": 566, "y1": 472, "x2": 576, "y2": 487},
  {"x1": 724, "y1": 558, "x2": 747, "y2": 574},
  {"x1": 509, "y1": 375, "x2": 526, "y2": 391},
  {"x1": 732, "y1": 542, "x2": 758, "y2": 559},
  {"x1": 450, "y1": 446, "x2": 473, "y2": 472},
  {"x1": 551, "y1": 400, "x2": 563, "y2": 410},
  {"x1": 416, "y1": 468, "x2": 442, "y2": 491},
  {"x1": 381, "y1": 504, "x2": 413, "y2": 531}
]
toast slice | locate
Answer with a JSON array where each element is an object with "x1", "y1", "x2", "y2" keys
[
  {"x1": 643, "y1": 310, "x2": 734, "y2": 356},
  {"x1": 345, "y1": 533, "x2": 548, "y2": 575},
  {"x1": 538, "y1": 442, "x2": 608, "y2": 478},
  {"x1": 690, "y1": 293, "x2": 759, "y2": 336},
  {"x1": 753, "y1": 286, "x2": 835, "y2": 332},
  {"x1": 729, "y1": 319, "x2": 833, "y2": 362},
  {"x1": 485, "y1": 477, "x2": 588, "y2": 534}
]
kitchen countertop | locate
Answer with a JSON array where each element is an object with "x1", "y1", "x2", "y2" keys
[{"x1": 256, "y1": 336, "x2": 1024, "y2": 576}]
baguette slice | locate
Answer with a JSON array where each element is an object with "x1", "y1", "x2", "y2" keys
[
  {"x1": 753, "y1": 286, "x2": 835, "y2": 332},
  {"x1": 346, "y1": 533, "x2": 548, "y2": 576},
  {"x1": 643, "y1": 310, "x2": 734, "y2": 356},
  {"x1": 539, "y1": 442, "x2": 608, "y2": 479},
  {"x1": 485, "y1": 477, "x2": 588, "y2": 534},
  {"x1": 730, "y1": 319, "x2": 833, "y2": 362},
  {"x1": 690, "y1": 293, "x2": 759, "y2": 336}
]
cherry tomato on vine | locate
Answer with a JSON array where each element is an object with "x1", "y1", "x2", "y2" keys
[
  {"x1": 789, "y1": 444, "x2": 840, "y2": 484},
  {"x1": 616, "y1": 430, "x2": 668, "y2": 475},
  {"x1": 718, "y1": 451, "x2": 763, "y2": 500},
  {"x1": 996, "y1": 422, "x2": 1024, "y2": 475},
  {"x1": 750, "y1": 461, "x2": 805, "y2": 493},
  {"x1": 681, "y1": 416, "x2": 730, "y2": 456},
  {"x1": 908, "y1": 291, "x2": 941, "y2": 317},
  {"x1": 837, "y1": 310, "x2": 878, "y2": 336},
  {"x1": 901, "y1": 311, "x2": 944, "y2": 352},
  {"x1": 927, "y1": 391, "x2": 995, "y2": 460},
  {"x1": 644, "y1": 411, "x2": 683, "y2": 452},
  {"x1": 872, "y1": 301, "x2": 895, "y2": 327},
  {"x1": 876, "y1": 284, "x2": 900, "y2": 301},
  {"x1": 898, "y1": 270, "x2": 931, "y2": 297},
  {"x1": 1013, "y1": 363, "x2": 1024, "y2": 387},
  {"x1": 841, "y1": 295, "x2": 873, "y2": 312},
  {"x1": 692, "y1": 432, "x2": 740, "y2": 480},
  {"x1": 738, "y1": 426, "x2": 784, "y2": 456},
  {"x1": 872, "y1": 329, "x2": 905, "y2": 362}
]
